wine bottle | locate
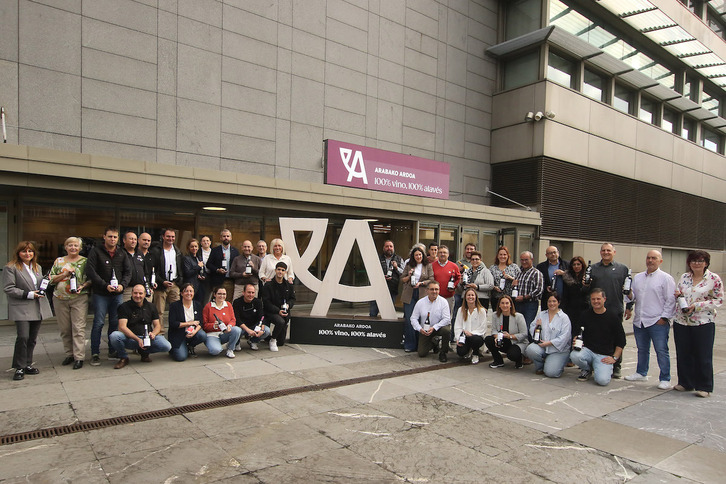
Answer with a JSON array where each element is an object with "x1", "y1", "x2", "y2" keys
[
  {"x1": 38, "y1": 272, "x2": 51, "y2": 296},
  {"x1": 583, "y1": 261, "x2": 592, "y2": 284},
  {"x1": 498, "y1": 277, "x2": 506, "y2": 290},
  {"x1": 462, "y1": 270, "x2": 469, "y2": 285},
  {"x1": 185, "y1": 323, "x2": 195, "y2": 335},
  {"x1": 677, "y1": 293, "x2": 689, "y2": 313},
  {"x1": 150, "y1": 267, "x2": 156, "y2": 287},
  {"x1": 423, "y1": 312, "x2": 431, "y2": 331},
  {"x1": 167, "y1": 265, "x2": 173, "y2": 283},
  {"x1": 496, "y1": 324, "x2": 504, "y2": 347},
  {"x1": 214, "y1": 314, "x2": 227, "y2": 331},
  {"x1": 245, "y1": 257, "x2": 252, "y2": 275},
  {"x1": 142, "y1": 324, "x2": 151, "y2": 347},
  {"x1": 386, "y1": 262, "x2": 393, "y2": 278},
  {"x1": 281, "y1": 299, "x2": 289, "y2": 314},
  {"x1": 447, "y1": 273, "x2": 455, "y2": 291},
  {"x1": 573, "y1": 327, "x2": 584, "y2": 351},
  {"x1": 69, "y1": 271, "x2": 78, "y2": 294},
  {"x1": 533, "y1": 321, "x2": 542, "y2": 343},
  {"x1": 109, "y1": 269, "x2": 119, "y2": 290},
  {"x1": 622, "y1": 269, "x2": 632, "y2": 294},
  {"x1": 222, "y1": 252, "x2": 228, "y2": 271},
  {"x1": 143, "y1": 275, "x2": 152, "y2": 297},
  {"x1": 254, "y1": 315, "x2": 264, "y2": 333},
  {"x1": 511, "y1": 286, "x2": 519, "y2": 298}
]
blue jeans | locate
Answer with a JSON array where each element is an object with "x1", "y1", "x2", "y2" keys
[
  {"x1": 402, "y1": 289, "x2": 420, "y2": 351},
  {"x1": 517, "y1": 300, "x2": 539, "y2": 339},
  {"x1": 169, "y1": 331, "x2": 207, "y2": 362},
  {"x1": 570, "y1": 347, "x2": 614, "y2": 386},
  {"x1": 633, "y1": 321, "x2": 671, "y2": 382},
  {"x1": 525, "y1": 344, "x2": 569, "y2": 378},
  {"x1": 91, "y1": 293, "x2": 123, "y2": 355},
  {"x1": 205, "y1": 326, "x2": 242, "y2": 355},
  {"x1": 109, "y1": 331, "x2": 172, "y2": 359}
]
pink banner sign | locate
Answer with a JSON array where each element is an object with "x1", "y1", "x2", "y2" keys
[{"x1": 324, "y1": 139, "x2": 450, "y2": 200}]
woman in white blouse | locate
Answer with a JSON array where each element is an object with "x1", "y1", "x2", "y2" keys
[
  {"x1": 674, "y1": 250, "x2": 724, "y2": 397},
  {"x1": 525, "y1": 292, "x2": 572, "y2": 378},
  {"x1": 453, "y1": 288, "x2": 489, "y2": 364},
  {"x1": 400, "y1": 247, "x2": 434, "y2": 352},
  {"x1": 259, "y1": 238, "x2": 294, "y2": 284}
]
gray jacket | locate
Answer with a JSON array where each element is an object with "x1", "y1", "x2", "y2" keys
[
  {"x1": 491, "y1": 311, "x2": 528, "y2": 352},
  {"x1": 3, "y1": 264, "x2": 53, "y2": 321}
]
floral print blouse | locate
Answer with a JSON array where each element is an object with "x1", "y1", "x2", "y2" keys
[{"x1": 675, "y1": 270, "x2": 723, "y2": 326}]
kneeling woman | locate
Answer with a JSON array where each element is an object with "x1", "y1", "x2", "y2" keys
[
  {"x1": 454, "y1": 288, "x2": 489, "y2": 364},
  {"x1": 484, "y1": 295, "x2": 528, "y2": 369},
  {"x1": 202, "y1": 286, "x2": 242, "y2": 358},
  {"x1": 524, "y1": 293, "x2": 572, "y2": 378},
  {"x1": 168, "y1": 283, "x2": 207, "y2": 361}
]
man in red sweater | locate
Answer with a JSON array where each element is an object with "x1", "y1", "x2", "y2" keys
[{"x1": 431, "y1": 245, "x2": 460, "y2": 316}]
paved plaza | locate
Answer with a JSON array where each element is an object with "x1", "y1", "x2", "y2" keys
[{"x1": 0, "y1": 313, "x2": 724, "y2": 483}]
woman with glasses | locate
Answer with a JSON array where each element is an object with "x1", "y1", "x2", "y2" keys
[
  {"x1": 459, "y1": 251, "x2": 494, "y2": 309},
  {"x1": 673, "y1": 251, "x2": 723, "y2": 398}
]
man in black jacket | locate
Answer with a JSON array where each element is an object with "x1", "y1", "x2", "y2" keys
[
  {"x1": 369, "y1": 240, "x2": 404, "y2": 317},
  {"x1": 536, "y1": 246, "x2": 569, "y2": 310},
  {"x1": 86, "y1": 226, "x2": 131, "y2": 365},
  {"x1": 122, "y1": 231, "x2": 152, "y2": 302},
  {"x1": 151, "y1": 228, "x2": 183, "y2": 327},
  {"x1": 207, "y1": 229, "x2": 239, "y2": 297},
  {"x1": 260, "y1": 262, "x2": 295, "y2": 352}
]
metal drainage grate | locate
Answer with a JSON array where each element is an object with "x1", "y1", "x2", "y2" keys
[{"x1": 0, "y1": 360, "x2": 464, "y2": 446}]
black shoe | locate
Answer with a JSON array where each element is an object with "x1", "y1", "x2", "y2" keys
[
  {"x1": 514, "y1": 361, "x2": 523, "y2": 369},
  {"x1": 578, "y1": 370, "x2": 592, "y2": 382},
  {"x1": 489, "y1": 361, "x2": 504, "y2": 369},
  {"x1": 23, "y1": 366, "x2": 39, "y2": 375},
  {"x1": 438, "y1": 352, "x2": 447, "y2": 363},
  {"x1": 13, "y1": 369, "x2": 24, "y2": 381},
  {"x1": 612, "y1": 367, "x2": 622, "y2": 379},
  {"x1": 187, "y1": 343, "x2": 196, "y2": 356},
  {"x1": 108, "y1": 350, "x2": 118, "y2": 360},
  {"x1": 73, "y1": 360, "x2": 83, "y2": 370},
  {"x1": 62, "y1": 356, "x2": 75, "y2": 366}
]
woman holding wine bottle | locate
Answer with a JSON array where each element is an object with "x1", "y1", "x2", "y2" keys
[
  {"x1": 3, "y1": 241, "x2": 52, "y2": 381},
  {"x1": 459, "y1": 251, "x2": 494, "y2": 309},
  {"x1": 562, "y1": 256, "x2": 589, "y2": 328},
  {"x1": 673, "y1": 251, "x2": 723, "y2": 397},
  {"x1": 168, "y1": 283, "x2": 207, "y2": 361},
  {"x1": 524, "y1": 292, "x2": 572, "y2": 378},
  {"x1": 401, "y1": 246, "x2": 434, "y2": 352},
  {"x1": 182, "y1": 238, "x2": 206, "y2": 305},
  {"x1": 484, "y1": 295, "x2": 528, "y2": 369},
  {"x1": 50, "y1": 236, "x2": 91, "y2": 369},
  {"x1": 202, "y1": 286, "x2": 241, "y2": 358},
  {"x1": 489, "y1": 246, "x2": 520, "y2": 309},
  {"x1": 453, "y1": 288, "x2": 489, "y2": 364}
]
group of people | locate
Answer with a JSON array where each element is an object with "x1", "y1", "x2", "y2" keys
[
  {"x1": 4, "y1": 227, "x2": 297, "y2": 379},
  {"x1": 4, "y1": 231, "x2": 723, "y2": 398},
  {"x1": 375, "y1": 240, "x2": 722, "y2": 395}
]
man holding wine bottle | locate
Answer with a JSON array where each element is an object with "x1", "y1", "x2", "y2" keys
[
  {"x1": 207, "y1": 229, "x2": 240, "y2": 298},
  {"x1": 536, "y1": 246, "x2": 569, "y2": 310},
  {"x1": 151, "y1": 228, "x2": 184, "y2": 327},
  {"x1": 623, "y1": 250, "x2": 676, "y2": 390},
  {"x1": 261, "y1": 262, "x2": 296, "y2": 352},
  {"x1": 570, "y1": 289, "x2": 626, "y2": 385},
  {"x1": 586, "y1": 243, "x2": 630, "y2": 378},
  {"x1": 86, "y1": 226, "x2": 131, "y2": 366},
  {"x1": 512, "y1": 251, "x2": 543, "y2": 328},
  {"x1": 410, "y1": 281, "x2": 451, "y2": 362},
  {"x1": 110, "y1": 285, "x2": 171, "y2": 369},
  {"x1": 369, "y1": 240, "x2": 404, "y2": 317},
  {"x1": 431, "y1": 245, "x2": 460, "y2": 316}
]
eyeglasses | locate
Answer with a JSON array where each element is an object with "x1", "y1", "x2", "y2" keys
[
  {"x1": 470, "y1": 258, "x2": 481, "y2": 261},
  {"x1": 690, "y1": 260, "x2": 706, "y2": 264}
]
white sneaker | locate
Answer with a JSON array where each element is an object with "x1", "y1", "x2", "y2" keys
[
  {"x1": 250, "y1": 342, "x2": 259, "y2": 351},
  {"x1": 657, "y1": 380, "x2": 671, "y2": 390},
  {"x1": 471, "y1": 354, "x2": 479, "y2": 365},
  {"x1": 624, "y1": 373, "x2": 647, "y2": 381},
  {"x1": 226, "y1": 349, "x2": 235, "y2": 358},
  {"x1": 269, "y1": 339, "x2": 278, "y2": 352},
  {"x1": 235, "y1": 343, "x2": 242, "y2": 351}
]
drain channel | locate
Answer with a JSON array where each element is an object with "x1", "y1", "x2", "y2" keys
[{"x1": 0, "y1": 360, "x2": 464, "y2": 446}]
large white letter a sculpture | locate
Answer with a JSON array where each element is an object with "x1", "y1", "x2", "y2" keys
[{"x1": 280, "y1": 218, "x2": 397, "y2": 319}]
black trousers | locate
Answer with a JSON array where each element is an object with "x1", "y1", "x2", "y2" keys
[
  {"x1": 456, "y1": 334, "x2": 485, "y2": 357},
  {"x1": 674, "y1": 322, "x2": 715, "y2": 393},
  {"x1": 267, "y1": 313, "x2": 289, "y2": 346},
  {"x1": 484, "y1": 335, "x2": 522, "y2": 365},
  {"x1": 13, "y1": 320, "x2": 42, "y2": 369}
]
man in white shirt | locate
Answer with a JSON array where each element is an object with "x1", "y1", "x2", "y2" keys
[
  {"x1": 152, "y1": 228, "x2": 182, "y2": 327},
  {"x1": 410, "y1": 281, "x2": 451, "y2": 362},
  {"x1": 624, "y1": 250, "x2": 676, "y2": 390}
]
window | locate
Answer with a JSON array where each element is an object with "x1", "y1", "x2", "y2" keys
[
  {"x1": 506, "y1": 0, "x2": 543, "y2": 40},
  {"x1": 682, "y1": 117, "x2": 696, "y2": 142},
  {"x1": 613, "y1": 84, "x2": 634, "y2": 115},
  {"x1": 661, "y1": 108, "x2": 678, "y2": 133},
  {"x1": 701, "y1": 128, "x2": 721, "y2": 152},
  {"x1": 639, "y1": 97, "x2": 657, "y2": 124},
  {"x1": 583, "y1": 69, "x2": 607, "y2": 102},
  {"x1": 547, "y1": 52, "x2": 576, "y2": 89},
  {"x1": 702, "y1": 88, "x2": 721, "y2": 116},
  {"x1": 503, "y1": 51, "x2": 540, "y2": 90}
]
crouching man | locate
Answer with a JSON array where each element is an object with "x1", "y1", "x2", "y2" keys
[{"x1": 110, "y1": 284, "x2": 171, "y2": 369}]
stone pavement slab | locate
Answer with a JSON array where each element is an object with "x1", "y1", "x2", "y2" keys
[{"x1": 655, "y1": 444, "x2": 726, "y2": 483}]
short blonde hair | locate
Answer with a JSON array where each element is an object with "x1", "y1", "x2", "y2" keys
[
  {"x1": 64, "y1": 236, "x2": 83, "y2": 249},
  {"x1": 270, "y1": 238, "x2": 285, "y2": 254}
]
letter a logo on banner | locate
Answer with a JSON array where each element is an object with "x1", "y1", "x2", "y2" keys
[
  {"x1": 280, "y1": 218, "x2": 395, "y2": 319},
  {"x1": 339, "y1": 148, "x2": 368, "y2": 185}
]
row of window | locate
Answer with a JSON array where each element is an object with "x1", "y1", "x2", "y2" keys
[{"x1": 545, "y1": 50, "x2": 722, "y2": 153}]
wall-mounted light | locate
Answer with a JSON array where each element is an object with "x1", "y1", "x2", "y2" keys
[{"x1": 525, "y1": 112, "x2": 534, "y2": 122}]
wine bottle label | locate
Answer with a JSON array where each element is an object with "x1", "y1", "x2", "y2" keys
[
  {"x1": 499, "y1": 278, "x2": 506, "y2": 290},
  {"x1": 245, "y1": 264, "x2": 252, "y2": 274},
  {"x1": 218, "y1": 321, "x2": 227, "y2": 331},
  {"x1": 458, "y1": 332, "x2": 466, "y2": 344},
  {"x1": 186, "y1": 325, "x2": 195, "y2": 334},
  {"x1": 39, "y1": 278, "x2": 49, "y2": 291},
  {"x1": 574, "y1": 339, "x2": 583, "y2": 350},
  {"x1": 511, "y1": 288, "x2": 518, "y2": 298}
]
